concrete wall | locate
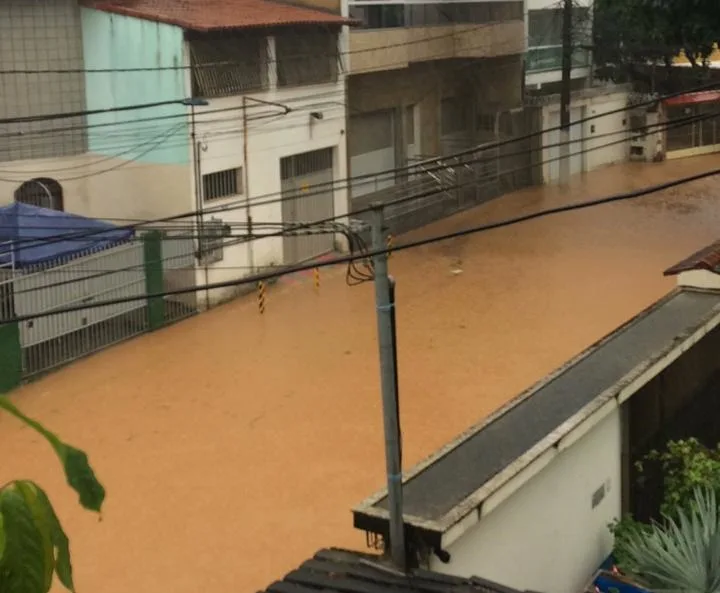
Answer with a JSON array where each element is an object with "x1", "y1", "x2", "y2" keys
[
  {"x1": 0, "y1": 0, "x2": 87, "y2": 161},
  {"x1": 349, "y1": 56, "x2": 523, "y2": 157},
  {"x1": 349, "y1": 22, "x2": 525, "y2": 74},
  {"x1": 541, "y1": 91, "x2": 629, "y2": 182},
  {"x1": 431, "y1": 408, "x2": 622, "y2": 593}
]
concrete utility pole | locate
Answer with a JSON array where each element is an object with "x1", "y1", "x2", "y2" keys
[
  {"x1": 559, "y1": 0, "x2": 573, "y2": 184},
  {"x1": 370, "y1": 203, "x2": 406, "y2": 571}
]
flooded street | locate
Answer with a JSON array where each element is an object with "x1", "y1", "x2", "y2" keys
[{"x1": 2, "y1": 155, "x2": 720, "y2": 593}]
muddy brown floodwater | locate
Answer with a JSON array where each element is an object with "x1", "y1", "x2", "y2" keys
[{"x1": 2, "y1": 156, "x2": 720, "y2": 593}]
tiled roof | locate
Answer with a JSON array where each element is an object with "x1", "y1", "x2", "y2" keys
[
  {"x1": 664, "y1": 240, "x2": 720, "y2": 276},
  {"x1": 82, "y1": 0, "x2": 353, "y2": 31},
  {"x1": 261, "y1": 548, "x2": 528, "y2": 593}
]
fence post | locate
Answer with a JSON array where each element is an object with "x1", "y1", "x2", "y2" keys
[
  {"x1": 143, "y1": 230, "x2": 165, "y2": 331},
  {"x1": 0, "y1": 321, "x2": 22, "y2": 392}
]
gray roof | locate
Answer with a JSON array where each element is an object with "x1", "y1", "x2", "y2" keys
[
  {"x1": 260, "y1": 548, "x2": 530, "y2": 593},
  {"x1": 354, "y1": 288, "x2": 720, "y2": 542}
]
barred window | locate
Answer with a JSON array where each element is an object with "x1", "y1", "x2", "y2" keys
[
  {"x1": 189, "y1": 32, "x2": 267, "y2": 97},
  {"x1": 276, "y1": 28, "x2": 340, "y2": 87},
  {"x1": 202, "y1": 168, "x2": 243, "y2": 201},
  {"x1": 14, "y1": 178, "x2": 64, "y2": 211},
  {"x1": 199, "y1": 218, "x2": 226, "y2": 264}
]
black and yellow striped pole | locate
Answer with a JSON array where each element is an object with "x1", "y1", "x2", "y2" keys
[
  {"x1": 387, "y1": 234, "x2": 394, "y2": 259},
  {"x1": 257, "y1": 281, "x2": 266, "y2": 314},
  {"x1": 313, "y1": 268, "x2": 320, "y2": 291}
]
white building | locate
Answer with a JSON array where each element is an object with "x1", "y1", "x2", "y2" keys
[
  {"x1": 353, "y1": 242, "x2": 720, "y2": 593},
  {"x1": 0, "y1": 0, "x2": 352, "y2": 307}
]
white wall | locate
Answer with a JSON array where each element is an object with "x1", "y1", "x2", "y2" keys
[
  {"x1": 541, "y1": 91, "x2": 629, "y2": 183},
  {"x1": 0, "y1": 153, "x2": 190, "y2": 222},
  {"x1": 431, "y1": 407, "x2": 622, "y2": 593},
  {"x1": 191, "y1": 82, "x2": 349, "y2": 306}
]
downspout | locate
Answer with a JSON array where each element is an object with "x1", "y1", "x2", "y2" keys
[{"x1": 242, "y1": 95, "x2": 255, "y2": 273}]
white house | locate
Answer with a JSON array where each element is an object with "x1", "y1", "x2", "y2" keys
[
  {"x1": 353, "y1": 241, "x2": 720, "y2": 593},
  {"x1": 0, "y1": 0, "x2": 352, "y2": 307}
]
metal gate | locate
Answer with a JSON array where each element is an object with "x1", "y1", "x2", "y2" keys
[
  {"x1": 280, "y1": 147, "x2": 335, "y2": 264},
  {"x1": 547, "y1": 106, "x2": 585, "y2": 181}
]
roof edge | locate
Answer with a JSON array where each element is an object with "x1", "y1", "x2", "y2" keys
[
  {"x1": 81, "y1": 1, "x2": 355, "y2": 31},
  {"x1": 664, "y1": 239, "x2": 720, "y2": 276},
  {"x1": 354, "y1": 288, "x2": 720, "y2": 543},
  {"x1": 353, "y1": 288, "x2": 684, "y2": 515}
]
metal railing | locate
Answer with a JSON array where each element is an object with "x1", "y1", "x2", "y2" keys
[{"x1": 0, "y1": 231, "x2": 198, "y2": 384}]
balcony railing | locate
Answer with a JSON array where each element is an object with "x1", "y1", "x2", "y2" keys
[
  {"x1": 348, "y1": 1, "x2": 523, "y2": 29},
  {"x1": 526, "y1": 45, "x2": 591, "y2": 73}
]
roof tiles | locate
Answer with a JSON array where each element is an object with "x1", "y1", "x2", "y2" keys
[
  {"x1": 83, "y1": 0, "x2": 352, "y2": 31},
  {"x1": 261, "y1": 548, "x2": 528, "y2": 593},
  {"x1": 664, "y1": 240, "x2": 720, "y2": 276}
]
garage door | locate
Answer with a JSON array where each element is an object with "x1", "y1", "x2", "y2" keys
[
  {"x1": 547, "y1": 107, "x2": 585, "y2": 182},
  {"x1": 280, "y1": 148, "x2": 335, "y2": 264},
  {"x1": 349, "y1": 109, "x2": 396, "y2": 198}
]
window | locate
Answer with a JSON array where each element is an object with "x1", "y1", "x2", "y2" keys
[
  {"x1": 189, "y1": 32, "x2": 266, "y2": 97},
  {"x1": 276, "y1": 28, "x2": 339, "y2": 87},
  {"x1": 202, "y1": 168, "x2": 243, "y2": 201},
  {"x1": 199, "y1": 218, "x2": 226, "y2": 264},
  {"x1": 14, "y1": 178, "x2": 64, "y2": 211}
]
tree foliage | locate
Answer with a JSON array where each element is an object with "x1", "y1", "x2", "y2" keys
[
  {"x1": 593, "y1": 0, "x2": 720, "y2": 90},
  {"x1": 0, "y1": 396, "x2": 105, "y2": 593}
]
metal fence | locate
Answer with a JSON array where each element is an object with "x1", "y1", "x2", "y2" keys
[
  {"x1": 350, "y1": 106, "x2": 542, "y2": 236},
  {"x1": 0, "y1": 231, "x2": 197, "y2": 388}
]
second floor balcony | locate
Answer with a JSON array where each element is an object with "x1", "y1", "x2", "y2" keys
[
  {"x1": 526, "y1": 45, "x2": 592, "y2": 73},
  {"x1": 348, "y1": 1, "x2": 525, "y2": 74}
]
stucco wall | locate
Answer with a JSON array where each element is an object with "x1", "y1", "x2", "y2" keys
[
  {"x1": 541, "y1": 91, "x2": 629, "y2": 182},
  {"x1": 431, "y1": 408, "x2": 621, "y2": 593},
  {"x1": 192, "y1": 82, "x2": 349, "y2": 305}
]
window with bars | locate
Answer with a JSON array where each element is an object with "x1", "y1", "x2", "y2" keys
[
  {"x1": 202, "y1": 168, "x2": 243, "y2": 201},
  {"x1": 189, "y1": 32, "x2": 267, "y2": 97},
  {"x1": 14, "y1": 178, "x2": 64, "y2": 211},
  {"x1": 276, "y1": 28, "x2": 340, "y2": 87},
  {"x1": 199, "y1": 218, "x2": 226, "y2": 264}
]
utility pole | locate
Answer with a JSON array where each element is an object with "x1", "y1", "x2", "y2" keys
[
  {"x1": 559, "y1": 0, "x2": 573, "y2": 184},
  {"x1": 370, "y1": 203, "x2": 406, "y2": 571}
]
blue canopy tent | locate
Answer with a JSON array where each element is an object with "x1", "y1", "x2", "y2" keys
[{"x1": 0, "y1": 202, "x2": 134, "y2": 269}]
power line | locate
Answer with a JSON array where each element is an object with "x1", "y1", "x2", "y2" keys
[
  {"x1": 3, "y1": 164, "x2": 719, "y2": 324},
  {"x1": 2, "y1": 105, "x2": 714, "y2": 261}
]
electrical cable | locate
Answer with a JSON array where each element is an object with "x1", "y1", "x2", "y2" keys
[
  {"x1": 3, "y1": 163, "x2": 720, "y2": 324},
  {"x1": 3, "y1": 115, "x2": 717, "y2": 297},
  {"x1": 1, "y1": 105, "x2": 715, "y2": 266}
]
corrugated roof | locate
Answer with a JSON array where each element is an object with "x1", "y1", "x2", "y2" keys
[
  {"x1": 82, "y1": 0, "x2": 353, "y2": 31},
  {"x1": 664, "y1": 240, "x2": 720, "y2": 276},
  {"x1": 261, "y1": 548, "x2": 528, "y2": 593}
]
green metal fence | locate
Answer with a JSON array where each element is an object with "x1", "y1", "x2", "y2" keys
[{"x1": 0, "y1": 230, "x2": 197, "y2": 392}]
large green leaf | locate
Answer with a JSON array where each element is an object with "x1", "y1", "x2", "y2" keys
[
  {"x1": 33, "y1": 486, "x2": 74, "y2": 592},
  {"x1": 0, "y1": 397, "x2": 105, "y2": 513},
  {"x1": 13, "y1": 482, "x2": 54, "y2": 592},
  {"x1": 0, "y1": 487, "x2": 47, "y2": 593}
]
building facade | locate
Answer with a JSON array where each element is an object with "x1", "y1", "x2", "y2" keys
[
  {"x1": 344, "y1": 0, "x2": 530, "y2": 233},
  {"x1": 0, "y1": 0, "x2": 352, "y2": 307}
]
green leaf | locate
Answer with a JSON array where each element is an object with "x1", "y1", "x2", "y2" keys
[
  {"x1": 0, "y1": 512, "x2": 5, "y2": 563},
  {"x1": 0, "y1": 397, "x2": 106, "y2": 513},
  {"x1": 13, "y1": 482, "x2": 54, "y2": 592},
  {"x1": 33, "y1": 487, "x2": 74, "y2": 592},
  {"x1": 0, "y1": 487, "x2": 47, "y2": 593}
]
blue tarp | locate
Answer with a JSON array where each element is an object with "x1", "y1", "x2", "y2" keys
[{"x1": 0, "y1": 202, "x2": 134, "y2": 268}]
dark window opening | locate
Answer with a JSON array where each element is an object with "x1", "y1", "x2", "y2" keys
[{"x1": 14, "y1": 177, "x2": 64, "y2": 211}]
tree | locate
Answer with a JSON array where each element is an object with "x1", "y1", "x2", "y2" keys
[
  {"x1": 592, "y1": 0, "x2": 720, "y2": 91},
  {"x1": 0, "y1": 396, "x2": 105, "y2": 593},
  {"x1": 619, "y1": 487, "x2": 720, "y2": 593}
]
